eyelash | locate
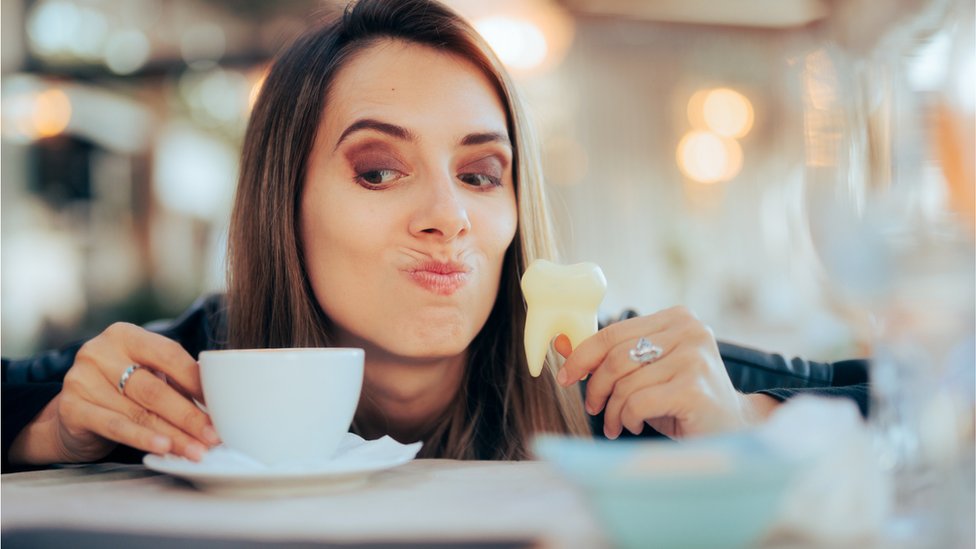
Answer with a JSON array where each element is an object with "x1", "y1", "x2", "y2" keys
[
  {"x1": 353, "y1": 169, "x2": 503, "y2": 190},
  {"x1": 354, "y1": 169, "x2": 403, "y2": 188},
  {"x1": 458, "y1": 172, "x2": 502, "y2": 189}
]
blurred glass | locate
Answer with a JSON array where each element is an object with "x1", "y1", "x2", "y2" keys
[{"x1": 800, "y1": 0, "x2": 975, "y2": 544}]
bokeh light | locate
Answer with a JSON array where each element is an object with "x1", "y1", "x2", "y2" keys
[
  {"x1": 676, "y1": 130, "x2": 743, "y2": 183},
  {"x1": 702, "y1": 88, "x2": 754, "y2": 138},
  {"x1": 1, "y1": 84, "x2": 72, "y2": 141},
  {"x1": 687, "y1": 87, "x2": 754, "y2": 138},
  {"x1": 104, "y1": 29, "x2": 150, "y2": 74},
  {"x1": 33, "y1": 88, "x2": 72, "y2": 137},
  {"x1": 474, "y1": 16, "x2": 548, "y2": 70},
  {"x1": 455, "y1": 0, "x2": 574, "y2": 75},
  {"x1": 153, "y1": 123, "x2": 238, "y2": 220},
  {"x1": 26, "y1": 0, "x2": 79, "y2": 56},
  {"x1": 3, "y1": 227, "x2": 87, "y2": 350}
]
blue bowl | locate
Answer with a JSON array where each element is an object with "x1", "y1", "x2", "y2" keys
[{"x1": 533, "y1": 435, "x2": 794, "y2": 549}]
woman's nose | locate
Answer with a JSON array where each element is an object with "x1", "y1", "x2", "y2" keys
[{"x1": 408, "y1": 176, "x2": 472, "y2": 242}]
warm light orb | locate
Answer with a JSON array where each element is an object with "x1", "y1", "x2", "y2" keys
[
  {"x1": 677, "y1": 130, "x2": 743, "y2": 183},
  {"x1": 33, "y1": 88, "x2": 72, "y2": 137},
  {"x1": 474, "y1": 16, "x2": 548, "y2": 70},
  {"x1": 702, "y1": 88, "x2": 754, "y2": 138}
]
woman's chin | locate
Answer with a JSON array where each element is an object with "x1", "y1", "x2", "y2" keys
[
  {"x1": 386, "y1": 315, "x2": 477, "y2": 359},
  {"x1": 388, "y1": 338, "x2": 470, "y2": 362},
  {"x1": 336, "y1": 307, "x2": 487, "y2": 362}
]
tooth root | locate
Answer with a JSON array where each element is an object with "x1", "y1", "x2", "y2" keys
[
  {"x1": 521, "y1": 260, "x2": 608, "y2": 378},
  {"x1": 523, "y1": 308, "x2": 552, "y2": 379},
  {"x1": 524, "y1": 310, "x2": 599, "y2": 377}
]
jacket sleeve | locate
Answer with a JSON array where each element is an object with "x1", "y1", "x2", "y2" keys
[
  {"x1": 717, "y1": 340, "x2": 870, "y2": 417},
  {"x1": 758, "y1": 383, "x2": 870, "y2": 417},
  {"x1": 2, "y1": 343, "x2": 83, "y2": 472},
  {"x1": 1, "y1": 294, "x2": 225, "y2": 473}
]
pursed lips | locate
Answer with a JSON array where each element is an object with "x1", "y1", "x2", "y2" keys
[{"x1": 403, "y1": 260, "x2": 471, "y2": 296}]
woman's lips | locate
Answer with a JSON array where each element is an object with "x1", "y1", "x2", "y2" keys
[{"x1": 404, "y1": 262, "x2": 470, "y2": 296}]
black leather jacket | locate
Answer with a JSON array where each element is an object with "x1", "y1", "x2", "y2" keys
[{"x1": 2, "y1": 294, "x2": 869, "y2": 471}]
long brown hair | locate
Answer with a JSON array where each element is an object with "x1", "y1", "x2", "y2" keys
[{"x1": 227, "y1": 0, "x2": 590, "y2": 459}]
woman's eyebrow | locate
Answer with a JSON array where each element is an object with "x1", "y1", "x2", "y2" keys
[
  {"x1": 333, "y1": 118, "x2": 511, "y2": 151},
  {"x1": 460, "y1": 131, "x2": 511, "y2": 148},
  {"x1": 334, "y1": 118, "x2": 416, "y2": 151}
]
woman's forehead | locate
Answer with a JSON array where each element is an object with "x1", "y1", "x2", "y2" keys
[{"x1": 322, "y1": 40, "x2": 510, "y2": 144}]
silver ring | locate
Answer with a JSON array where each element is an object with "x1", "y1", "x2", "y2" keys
[
  {"x1": 117, "y1": 364, "x2": 141, "y2": 395},
  {"x1": 628, "y1": 337, "x2": 663, "y2": 365}
]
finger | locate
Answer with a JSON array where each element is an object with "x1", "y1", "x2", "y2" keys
[
  {"x1": 620, "y1": 384, "x2": 679, "y2": 436},
  {"x1": 88, "y1": 376, "x2": 215, "y2": 461},
  {"x1": 113, "y1": 396, "x2": 210, "y2": 461},
  {"x1": 121, "y1": 367, "x2": 220, "y2": 447},
  {"x1": 109, "y1": 323, "x2": 204, "y2": 401},
  {"x1": 81, "y1": 403, "x2": 173, "y2": 456},
  {"x1": 604, "y1": 382, "x2": 679, "y2": 440},
  {"x1": 583, "y1": 331, "x2": 678, "y2": 415},
  {"x1": 553, "y1": 334, "x2": 573, "y2": 358},
  {"x1": 601, "y1": 358, "x2": 681, "y2": 438},
  {"x1": 558, "y1": 306, "x2": 694, "y2": 387}
]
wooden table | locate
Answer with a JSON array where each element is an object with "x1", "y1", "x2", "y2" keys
[
  {"x1": 1, "y1": 460, "x2": 606, "y2": 548},
  {"x1": 3, "y1": 456, "x2": 971, "y2": 548}
]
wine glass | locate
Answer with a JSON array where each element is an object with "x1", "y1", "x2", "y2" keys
[{"x1": 799, "y1": 0, "x2": 974, "y2": 544}]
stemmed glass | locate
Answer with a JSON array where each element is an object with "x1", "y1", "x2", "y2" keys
[{"x1": 799, "y1": 0, "x2": 974, "y2": 545}]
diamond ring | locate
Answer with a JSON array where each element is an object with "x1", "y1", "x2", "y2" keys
[{"x1": 628, "y1": 337, "x2": 663, "y2": 365}]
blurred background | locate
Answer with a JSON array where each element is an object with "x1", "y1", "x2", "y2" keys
[{"x1": 2, "y1": 0, "x2": 973, "y2": 363}]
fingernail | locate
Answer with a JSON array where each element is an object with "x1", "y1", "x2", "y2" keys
[
  {"x1": 585, "y1": 402, "x2": 595, "y2": 415},
  {"x1": 186, "y1": 443, "x2": 207, "y2": 462},
  {"x1": 202, "y1": 426, "x2": 221, "y2": 446},
  {"x1": 151, "y1": 435, "x2": 171, "y2": 454},
  {"x1": 556, "y1": 368, "x2": 568, "y2": 386},
  {"x1": 603, "y1": 426, "x2": 615, "y2": 440}
]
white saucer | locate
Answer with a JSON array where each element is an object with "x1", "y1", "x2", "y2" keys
[{"x1": 143, "y1": 434, "x2": 422, "y2": 496}]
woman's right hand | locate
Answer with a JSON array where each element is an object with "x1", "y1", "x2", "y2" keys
[{"x1": 9, "y1": 323, "x2": 220, "y2": 465}]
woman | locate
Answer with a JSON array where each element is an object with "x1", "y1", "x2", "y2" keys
[{"x1": 2, "y1": 0, "x2": 867, "y2": 470}]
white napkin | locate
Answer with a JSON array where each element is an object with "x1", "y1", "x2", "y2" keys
[
  {"x1": 756, "y1": 395, "x2": 891, "y2": 543},
  {"x1": 188, "y1": 433, "x2": 422, "y2": 473}
]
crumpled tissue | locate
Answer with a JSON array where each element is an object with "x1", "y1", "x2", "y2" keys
[
  {"x1": 182, "y1": 433, "x2": 422, "y2": 473},
  {"x1": 757, "y1": 395, "x2": 891, "y2": 544}
]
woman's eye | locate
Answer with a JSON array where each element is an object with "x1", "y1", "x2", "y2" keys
[
  {"x1": 356, "y1": 169, "x2": 403, "y2": 187},
  {"x1": 458, "y1": 173, "x2": 501, "y2": 188}
]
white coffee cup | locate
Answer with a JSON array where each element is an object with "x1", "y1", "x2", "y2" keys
[{"x1": 198, "y1": 348, "x2": 364, "y2": 466}]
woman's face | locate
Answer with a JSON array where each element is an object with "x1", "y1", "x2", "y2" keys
[{"x1": 301, "y1": 40, "x2": 518, "y2": 360}]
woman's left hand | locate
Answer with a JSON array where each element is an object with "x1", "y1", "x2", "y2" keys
[{"x1": 555, "y1": 306, "x2": 777, "y2": 439}]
